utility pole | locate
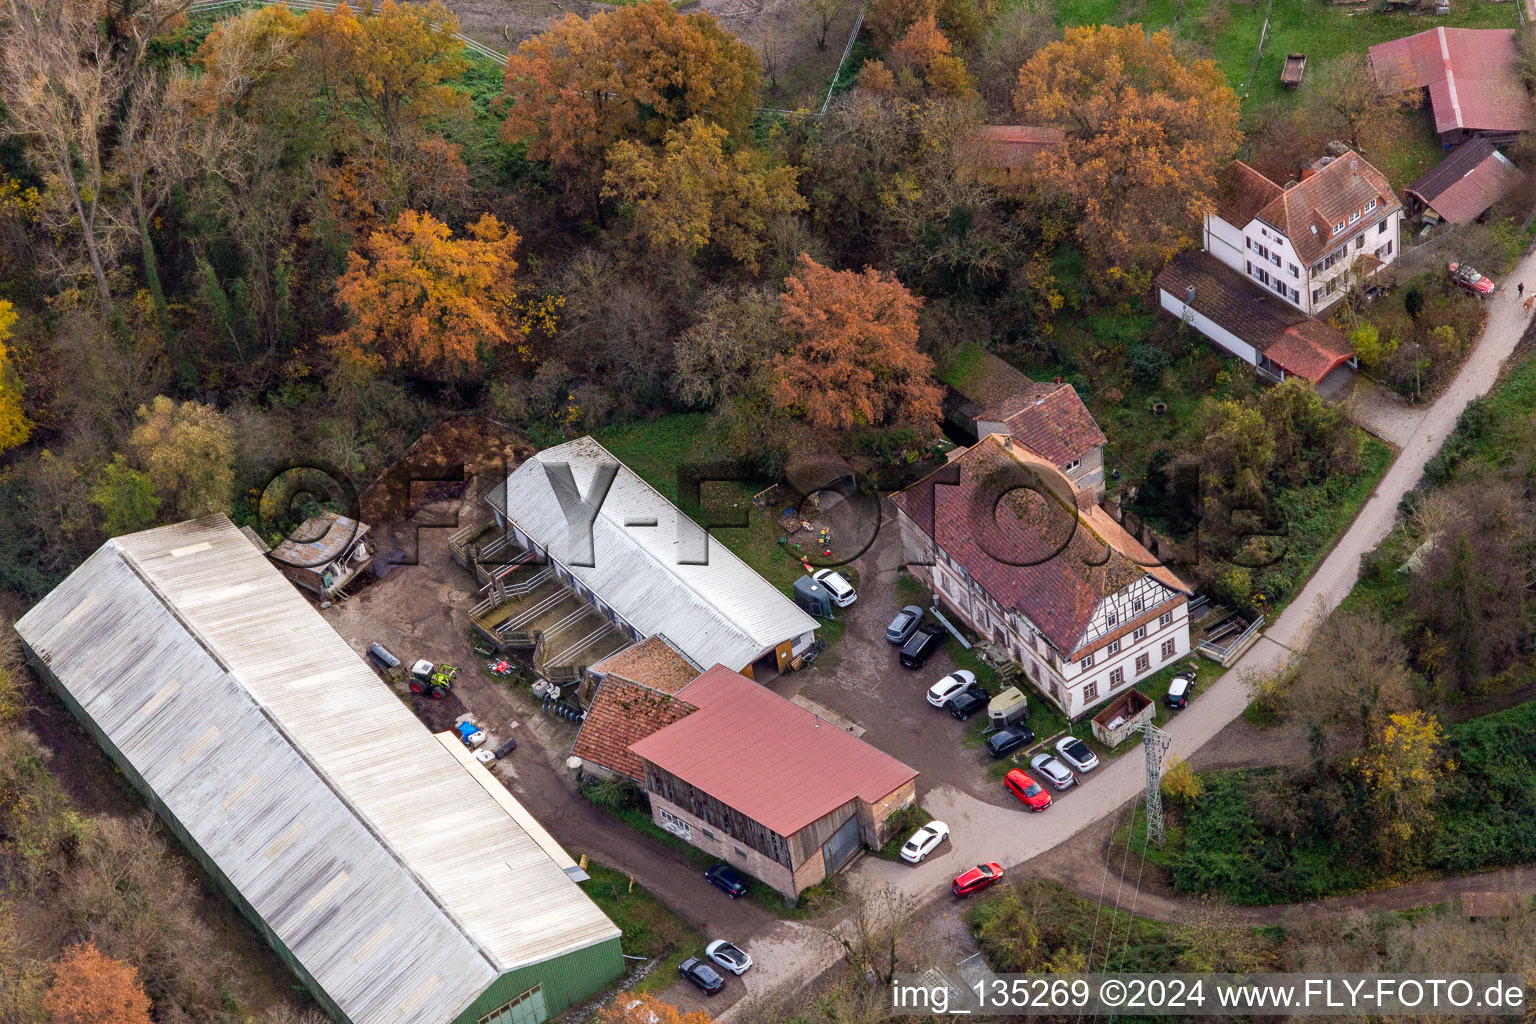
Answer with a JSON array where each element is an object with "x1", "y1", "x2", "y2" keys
[{"x1": 1141, "y1": 721, "x2": 1172, "y2": 848}]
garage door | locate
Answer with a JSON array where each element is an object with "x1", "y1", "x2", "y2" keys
[{"x1": 823, "y1": 814, "x2": 861, "y2": 874}]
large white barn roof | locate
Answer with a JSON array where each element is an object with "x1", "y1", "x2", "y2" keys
[
  {"x1": 486, "y1": 437, "x2": 819, "y2": 673},
  {"x1": 15, "y1": 517, "x2": 618, "y2": 1024}
]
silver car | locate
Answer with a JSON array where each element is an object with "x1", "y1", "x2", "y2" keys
[
  {"x1": 1030, "y1": 752, "x2": 1077, "y2": 790},
  {"x1": 886, "y1": 605, "x2": 924, "y2": 644},
  {"x1": 1055, "y1": 735, "x2": 1099, "y2": 773}
]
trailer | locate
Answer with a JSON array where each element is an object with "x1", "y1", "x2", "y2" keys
[{"x1": 1281, "y1": 53, "x2": 1306, "y2": 89}]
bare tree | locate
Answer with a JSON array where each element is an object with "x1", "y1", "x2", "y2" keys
[
  {"x1": 830, "y1": 885, "x2": 915, "y2": 985},
  {"x1": 803, "y1": 0, "x2": 847, "y2": 50},
  {"x1": 0, "y1": 0, "x2": 130, "y2": 312},
  {"x1": 116, "y1": 69, "x2": 240, "y2": 329},
  {"x1": 1292, "y1": 606, "x2": 1417, "y2": 749}
]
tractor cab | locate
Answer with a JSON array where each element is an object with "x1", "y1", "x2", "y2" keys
[{"x1": 409, "y1": 660, "x2": 458, "y2": 699}]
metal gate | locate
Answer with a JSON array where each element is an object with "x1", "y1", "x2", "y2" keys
[{"x1": 823, "y1": 814, "x2": 861, "y2": 874}]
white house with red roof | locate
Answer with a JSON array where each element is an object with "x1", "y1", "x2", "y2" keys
[
  {"x1": 891, "y1": 434, "x2": 1193, "y2": 720},
  {"x1": 1203, "y1": 147, "x2": 1403, "y2": 316}
]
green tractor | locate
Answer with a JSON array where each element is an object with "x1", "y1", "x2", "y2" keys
[{"x1": 409, "y1": 660, "x2": 458, "y2": 699}]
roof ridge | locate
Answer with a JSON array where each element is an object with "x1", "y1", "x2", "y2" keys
[{"x1": 534, "y1": 437, "x2": 810, "y2": 646}]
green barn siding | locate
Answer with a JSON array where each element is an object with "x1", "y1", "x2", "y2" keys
[
  {"x1": 23, "y1": 647, "x2": 354, "y2": 1024},
  {"x1": 450, "y1": 938, "x2": 625, "y2": 1024}
]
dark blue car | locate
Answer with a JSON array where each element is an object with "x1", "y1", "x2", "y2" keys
[{"x1": 704, "y1": 863, "x2": 748, "y2": 899}]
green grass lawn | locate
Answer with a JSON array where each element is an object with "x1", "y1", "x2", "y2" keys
[{"x1": 579, "y1": 864, "x2": 705, "y2": 995}]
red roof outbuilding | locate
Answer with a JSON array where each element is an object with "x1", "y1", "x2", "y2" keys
[
  {"x1": 1369, "y1": 28, "x2": 1535, "y2": 138},
  {"x1": 627, "y1": 666, "x2": 918, "y2": 837}
]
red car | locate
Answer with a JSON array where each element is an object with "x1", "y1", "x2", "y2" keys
[
  {"x1": 1005, "y1": 768, "x2": 1052, "y2": 811},
  {"x1": 952, "y1": 862, "x2": 1004, "y2": 897},
  {"x1": 1450, "y1": 262, "x2": 1496, "y2": 296}
]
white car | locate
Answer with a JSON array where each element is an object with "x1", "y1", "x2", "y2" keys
[
  {"x1": 1030, "y1": 752, "x2": 1077, "y2": 790},
  {"x1": 813, "y1": 568, "x2": 857, "y2": 607},
  {"x1": 899, "y1": 820, "x2": 951, "y2": 864},
  {"x1": 705, "y1": 939, "x2": 752, "y2": 975},
  {"x1": 925, "y1": 670, "x2": 978, "y2": 708},
  {"x1": 1055, "y1": 735, "x2": 1099, "y2": 773}
]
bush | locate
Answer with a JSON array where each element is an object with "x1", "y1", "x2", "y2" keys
[
  {"x1": 1161, "y1": 755, "x2": 1203, "y2": 802},
  {"x1": 1128, "y1": 343, "x2": 1171, "y2": 385}
]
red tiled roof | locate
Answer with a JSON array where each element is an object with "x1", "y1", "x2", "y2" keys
[
  {"x1": 1155, "y1": 252, "x2": 1355, "y2": 385},
  {"x1": 1267, "y1": 322, "x2": 1356, "y2": 384},
  {"x1": 890, "y1": 436, "x2": 1189, "y2": 655},
  {"x1": 1369, "y1": 28, "x2": 1535, "y2": 137},
  {"x1": 999, "y1": 384, "x2": 1108, "y2": 468},
  {"x1": 572, "y1": 677, "x2": 696, "y2": 781},
  {"x1": 1212, "y1": 161, "x2": 1285, "y2": 229},
  {"x1": 1252, "y1": 151, "x2": 1399, "y2": 266},
  {"x1": 1408, "y1": 140, "x2": 1525, "y2": 225},
  {"x1": 627, "y1": 666, "x2": 918, "y2": 836},
  {"x1": 588, "y1": 635, "x2": 699, "y2": 694},
  {"x1": 946, "y1": 346, "x2": 1106, "y2": 466}
]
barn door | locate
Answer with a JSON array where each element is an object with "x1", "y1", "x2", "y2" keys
[{"x1": 823, "y1": 815, "x2": 861, "y2": 875}]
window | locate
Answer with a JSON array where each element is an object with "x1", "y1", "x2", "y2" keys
[
  {"x1": 1106, "y1": 610, "x2": 1117, "y2": 626},
  {"x1": 1311, "y1": 260, "x2": 1323, "y2": 275},
  {"x1": 1049, "y1": 680, "x2": 1060, "y2": 699},
  {"x1": 1356, "y1": 234, "x2": 1366, "y2": 250},
  {"x1": 658, "y1": 809, "x2": 692, "y2": 841},
  {"x1": 1161, "y1": 638, "x2": 1176, "y2": 661},
  {"x1": 1109, "y1": 667, "x2": 1125, "y2": 689},
  {"x1": 1029, "y1": 661, "x2": 1040, "y2": 681},
  {"x1": 1133, "y1": 625, "x2": 1147, "y2": 641},
  {"x1": 1246, "y1": 260, "x2": 1253, "y2": 275},
  {"x1": 1334, "y1": 220, "x2": 1346, "y2": 234},
  {"x1": 1108, "y1": 639, "x2": 1121, "y2": 655},
  {"x1": 1288, "y1": 263, "x2": 1299, "y2": 277},
  {"x1": 1289, "y1": 287, "x2": 1300, "y2": 302},
  {"x1": 1080, "y1": 653, "x2": 1095, "y2": 669},
  {"x1": 1063, "y1": 458, "x2": 1081, "y2": 472},
  {"x1": 1270, "y1": 252, "x2": 1281, "y2": 267},
  {"x1": 1084, "y1": 681, "x2": 1099, "y2": 702},
  {"x1": 1159, "y1": 611, "x2": 1173, "y2": 627},
  {"x1": 1254, "y1": 243, "x2": 1269, "y2": 259},
  {"x1": 701, "y1": 827, "x2": 716, "y2": 841},
  {"x1": 1132, "y1": 598, "x2": 1144, "y2": 613},
  {"x1": 1312, "y1": 288, "x2": 1322, "y2": 304},
  {"x1": 1349, "y1": 210, "x2": 1361, "y2": 225},
  {"x1": 1365, "y1": 198, "x2": 1377, "y2": 214},
  {"x1": 1135, "y1": 653, "x2": 1150, "y2": 674},
  {"x1": 1378, "y1": 218, "x2": 1389, "y2": 234},
  {"x1": 480, "y1": 987, "x2": 547, "y2": 1024},
  {"x1": 733, "y1": 845, "x2": 748, "y2": 859}
]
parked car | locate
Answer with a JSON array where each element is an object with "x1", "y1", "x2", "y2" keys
[
  {"x1": 1055, "y1": 735, "x2": 1099, "y2": 773},
  {"x1": 1004, "y1": 768, "x2": 1051, "y2": 811},
  {"x1": 678, "y1": 957, "x2": 726, "y2": 995},
  {"x1": 886, "y1": 605, "x2": 925, "y2": 644},
  {"x1": 1450, "y1": 262, "x2": 1496, "y2": 296},
  {"x1": 899, "y1": 820, "x2": 951, "y2": 864},
  {"x1": 1166, "y1": 672, "x2": 1195, "y2": 709},
  {"x1": 952, "y1": 862, "x2": 1004, "y2": 897},
  {"x1": 926, "y1": 669, "x2": 978, "y2": 708},
  {"x1": 948, "y1": 688, "x2": 991, "y2": 721},
  {"x1": 812, "y1": 568, "x2": 857, "y2": 607},
  {"x1": 900, "y1": 624, "x2": 947, "y2": 669},
  {"x1": 1030, "y1": 752, "x2": 1077, "y2": 790},
  {"x1": 987, "y1": 724, "x2": 1035, "y2": 759},
  {"x1": 704, "y1": 863, "x2": 748, "y2": 899},
  {"x1": 705, "y1": 939, "x2": 752, "y2": 975}
]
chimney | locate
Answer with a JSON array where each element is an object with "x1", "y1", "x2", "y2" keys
[
  {"x1": 1186, "y1": 285, "x2": 1196, "y2": 304},
  {"x1": 1054, "y1": 376, "x2": 1064, "y2": 384},
  {"x1": 1002, "y1": 435, "x2": 1012, "y2": 448}
]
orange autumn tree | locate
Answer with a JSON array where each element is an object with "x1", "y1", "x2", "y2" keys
[
  {"x1": 500, "y1": 0, "x2": 761, "y2": 202},
  {"x1": 1014, "y1": 24, "x2": 1241, "y2": 285},
  {"x1": 599, "y1": 993, "x2": 713, "y2": 1024},
  {"x1": 43, "y1": 942, "x2": 152, "y2": 1024},
  {"x1": 774, "y1": 254, "x2": 941, "y2": 435},
  {"x1": 326, "y1": 210, "x2": 528, "y2": 379}
]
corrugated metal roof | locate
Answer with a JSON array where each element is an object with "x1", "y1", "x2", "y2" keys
[
  {"x1": 486, "y1": 437, "x2": 819, "y2": 673},
  {"x1": 16, "y1": 517, "x2": 619, "y2": 1024},
  {"x1": 1369, "y1": 28, "x2": 1535, "y2": 137}
]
